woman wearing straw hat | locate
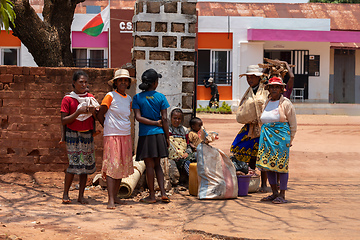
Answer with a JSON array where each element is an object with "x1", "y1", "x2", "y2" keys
[
  {"x1": 230, "y1": 65, "x2": 269, "y2": 192},
  {"x1": 97, "y1": 69, "x2": 134, "y2": 209},
  {"x1": 257, "y1": 76, "x2": 297, "y2": 204}
]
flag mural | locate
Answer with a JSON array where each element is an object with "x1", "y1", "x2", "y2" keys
[{"x1": 82, "y1": 6, "x2": 110, "y2": 37}]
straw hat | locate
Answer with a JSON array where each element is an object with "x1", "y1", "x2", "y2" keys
[
  {"x1": 208, "y1": 77, "x2": 214, "y2": 83},
  {"x1": 239, "y1": 65, "x2": 263, "y2": 77},
  {"x1": 265, "y1": 77, "x2": 286, "y2": 90},
  {"x1": 108, "y1": 69, "x2": 134, "y2": 86}
]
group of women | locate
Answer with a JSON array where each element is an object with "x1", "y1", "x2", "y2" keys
[
  {"x1": 60, "y1": 68, "x2": 170, "y2": 209},
  {"x1": 231, "y1": 62, "x2": 297, "y2": 204},
  {"x1": 60, "y1": 61, "x2": 297, "y2": 208}
]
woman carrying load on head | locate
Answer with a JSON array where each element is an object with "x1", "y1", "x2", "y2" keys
[
  {"x1": 257, "y1": 76, "x2": 297, "y2": 204},
  {"x1": 230, "y1": 65, "x2": 269, "y2": 192}
]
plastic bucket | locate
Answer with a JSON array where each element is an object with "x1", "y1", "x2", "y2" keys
[
  {"x1": 248, "y1": 175, "x2": 260, "y2": 193},
  {"x1": 237, "y1": 175, "x2": 251, "y2": 196}
]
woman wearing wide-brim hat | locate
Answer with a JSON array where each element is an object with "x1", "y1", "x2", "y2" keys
[
  {"x1": 230, "y1": 65, "x2": 269, "y2": 190},
  {"x1": 256, "y1": 76, "x2": 297, "y2": 204},
  {"x1": 97, "y1": 68, "x2": 135, "y2": 209}
]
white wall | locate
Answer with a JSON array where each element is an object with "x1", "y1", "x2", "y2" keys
[
  {"x1": 198, "y1": 16, "x2": 331, "y2": 104},
  {"x1": 20, "y1": 43, "x2": 37, "y2": 67}
]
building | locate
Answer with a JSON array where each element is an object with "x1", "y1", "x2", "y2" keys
[
  {"x1": 196, "y1": 2, "x2": 360, "y2": 106},
  {"x1": 2, "y1": 1, "x2": 360, "y2": 105}
]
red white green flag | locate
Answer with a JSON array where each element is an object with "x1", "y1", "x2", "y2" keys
[{"x1": 82, "y1": 6, "x2": 110, "y2": 37}]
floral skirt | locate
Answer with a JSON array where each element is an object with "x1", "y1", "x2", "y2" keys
[
  {"x1": 65, "y1": 128, "x2": 96, "y2": 175},
  {"x1": 256, "y1": 122, "x2": 291, "y2": 173},
  {"x1": 230, "y1": 124, "x2": 259, "y2": 163},
  {"x1": 102, "y1": 135, "x2": 134, "y2": 179}
]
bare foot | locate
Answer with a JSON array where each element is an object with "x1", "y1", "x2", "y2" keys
[
  {"x1": 114, "y1": 197, "x2": 127, "y2": 205},
  {"x1": 107, "y1": 203, "x2": 116, "y2": 209},
  {"x1": 259, "y1": 187, "x2": 268, "y2": 193},
  {"x1": 77, "y1": 198, "x2": 89, "y2": 204},
  {"x1": 140, "y1": 196, "x2": 156, "y2": 204}
]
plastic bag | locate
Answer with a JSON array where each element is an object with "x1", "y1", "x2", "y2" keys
[
  {"x1": 230, "y1": 156, "x2": 249, "y2": 175},
  {"x1": 197, "y1": 143, "x2": 238, "y2": 199}
]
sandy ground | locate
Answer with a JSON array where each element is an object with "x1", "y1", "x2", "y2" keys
[{"x1": 1, "y1": 113, "x2": 360, "y2": 240}]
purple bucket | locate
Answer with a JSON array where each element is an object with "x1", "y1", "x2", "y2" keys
[{"x1": 237, "y1": 175, "x2": 251, "y2": 196}]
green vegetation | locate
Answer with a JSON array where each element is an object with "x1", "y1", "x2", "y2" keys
[
  {"x1": 309, "y1": 0, "x2": 360, "y2": 3},
  {"x1": 196, "y1": 102, "x2": 233, "y2": 114},
  {"x1": 0, "y1": 0, "x2": 15, "y2": 32}
]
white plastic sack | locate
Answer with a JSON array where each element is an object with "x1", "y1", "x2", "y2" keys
[{"x1": 197, "y1": 143, "x2": 238, "y2": 199}]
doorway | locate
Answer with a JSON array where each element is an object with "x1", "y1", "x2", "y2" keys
[
  {"x1": 333, "y1": 49, "x2": 355, "y2": 103},
  {"x1": 264, "y1": 50, "x2": 309, "y2": 99}
]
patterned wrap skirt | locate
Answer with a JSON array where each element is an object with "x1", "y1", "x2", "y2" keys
[
  {"x1": 136, "y1": 134, "x2": 168, "y2": 161},
  {"x1": 102, "y1": 135, "x2": 134, "y2": 179},
  {"x1": 256, "y1": 122, "x2": 291, "y2": 173},
  {"x1": 230, "y1": 124, "x2": 259, "y2": 163},
  {"x1": 65, "y1": 128, "x2": 96, "y2": 175}
]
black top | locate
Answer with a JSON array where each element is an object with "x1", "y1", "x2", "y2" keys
[{"x1": 204, "y1": 82, "x2": 219, "y2": 96}]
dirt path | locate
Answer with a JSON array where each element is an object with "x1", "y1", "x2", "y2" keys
[{"x1": 1, "y1": 114, "x2": 360, "y2": 240}]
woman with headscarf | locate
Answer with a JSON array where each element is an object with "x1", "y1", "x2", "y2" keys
[{"x1": 257, "y1": 77, "x2": 297, "y2": 204}]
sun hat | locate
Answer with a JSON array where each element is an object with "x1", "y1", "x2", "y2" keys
[
  {"x1": 265, "y1": 76, "x2": 286, "y2": 90},
  {"x1": 208, "y1": 77, "x2": 214, "y2": 83},
  {"x1": 108, "y1": 69, "x2": 134, "y2": 86},
  {"x1": 239, "y1": 65, "x2": 263, "y2": 77}
]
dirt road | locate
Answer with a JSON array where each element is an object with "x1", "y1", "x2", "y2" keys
[{"x1": 1, "y1": 114, "x2": 360, "y2": 240}]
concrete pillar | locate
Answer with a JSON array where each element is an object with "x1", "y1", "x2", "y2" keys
[{"x1": 132, "y1": 0, "x2": 197, "y2": 125}]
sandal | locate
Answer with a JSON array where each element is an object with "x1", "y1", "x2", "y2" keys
[
  {"x1": 272, "y1": 196, "x2": 288, "y2": 204},
  {"x1": 140, "y1": 198, "x2": 156, "y2": 204},
  {"x1": 62, "y1": 198, "x2": 71, "y2": 204},
  {"x1": 161, "y1": 196, "x2": 170, "y2": 203},
  {"x1": 260, "y1": 194, "x2": 277, "y2": 201}
]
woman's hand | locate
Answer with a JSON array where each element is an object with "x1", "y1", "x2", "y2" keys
[
  {"x1": 78, "y1": 105, "x2": 88, "y2": 114},
  {"x1": 182, "y1": 153, "x2": 189, "y2": 159},
  {"x1": 88, "y1": 106, "x2": 96, "y2": 114},
  {"x1": 156, "y1": 120, "x2": 163, "y2": 127}
]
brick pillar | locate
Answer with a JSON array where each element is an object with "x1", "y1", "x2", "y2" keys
[{"x1": 132, "y1": 0, "x2": 197, "y2": 125}]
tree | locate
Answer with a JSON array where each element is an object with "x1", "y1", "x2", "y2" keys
[
  {"x1": 9, "y1": 0, "x2": 85, "y2": 67},
  {"x1": 0, "y1": 0, "x2": 15, "y2": 32},
  {"x1": 309, "y1": 0, "x2": 360, "y2": 2}
]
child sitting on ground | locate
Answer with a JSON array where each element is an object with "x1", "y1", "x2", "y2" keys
[
  {"x1": 188, "y1": 117, "x2": 203, "y2": 151},
  {"x1": 168, "y1": 108, "x2": 193, "y2": 177},
  {"x1": 188, "y1": 117, "x2": 219, "y2": 152}
]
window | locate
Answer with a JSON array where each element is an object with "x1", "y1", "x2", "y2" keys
[
  {"x1": 72, "y1": 48, "x2": 108, "y2": 68},
  {"x1": 198, "y1": 49, "x2": 232, "y2": 85},
  {"x1": 1, "y1": 48, "x2": 19, "y2": 65}
]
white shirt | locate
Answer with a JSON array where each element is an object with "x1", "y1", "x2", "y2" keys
[
  {"x1": 260, "y1": 100, "x2": 280, "y2": 123},
  {"x1": 102, "y1": 91, "x2": 132, "y2": 136}
]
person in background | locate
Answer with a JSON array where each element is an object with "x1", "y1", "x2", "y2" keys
[
  {"x1": 132, "y1": 68, "x2": 170, "y2": 204},
  {"x1": 257, "y1": 76, "x2": 297, "y2": 204},
  {"x1": 204, "y1": 77, "x2": 220, "y2": 108},
  {"x1": 60, "y1": 70, "x2": 99, "y2": 204},
  {"x1": 97, "y1": 69, "x2": 134, "y2": 209}
]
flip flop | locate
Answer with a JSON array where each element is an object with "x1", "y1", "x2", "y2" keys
[
  {"x1": 140, "y1": 198, "x2": 156, "y2": 204},
  {"x1": 62, "y1": 198, "x2": 71, "y2": 204},
  {"x1": 161, "y1": 196, "x2": 170, "y2": 203},
  {"x1": 272, "y1": 196, "x2": 288, "y2": 204},
  {"x1": 260, "y1": 194, "x2": 277, "y2": 201}
]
